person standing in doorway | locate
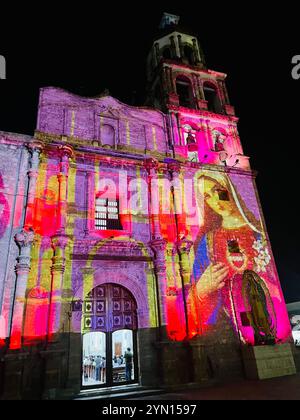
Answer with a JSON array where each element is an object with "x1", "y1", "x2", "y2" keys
[
  {"x1": 101, "y1": 357, "x2": 106, "y2": 383},
  {"x1": 124, "y1": 348, "x2": 133, "y2": 382},
  {"x1": 95, "y1": 356, "x2": 102, "y2": 382}
]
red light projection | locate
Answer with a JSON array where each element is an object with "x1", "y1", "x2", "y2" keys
[
  {"x1": 32, "y1": 187, "x2": 58, "y2": 236},
  {"x1": 0, "y1": 173, "x2": 10, "y2": 240},
  {"x1": 23, "y1": 287, "x2": 49, "y2": 345}
]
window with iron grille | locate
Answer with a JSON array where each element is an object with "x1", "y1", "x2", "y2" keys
[{"x1": 95, "y1": 197, "x2": 123, "y2": 231}]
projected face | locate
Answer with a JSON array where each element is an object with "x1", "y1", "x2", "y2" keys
[{"x1": 202, "y1": 179, "x2": 237, "y2": 218}]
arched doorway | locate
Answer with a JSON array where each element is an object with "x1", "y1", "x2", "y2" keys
[{"x1": 81, "y1": 283, "x2": 138, "y2": 389}]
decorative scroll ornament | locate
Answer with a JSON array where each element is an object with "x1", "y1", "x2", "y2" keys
[{"x1": 15, "y1": 229, "x2": 35, "y2": 248}]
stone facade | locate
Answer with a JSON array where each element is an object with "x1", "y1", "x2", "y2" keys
[{"x1": 0, "y1": 14, "x2": 295, "y2": 399}]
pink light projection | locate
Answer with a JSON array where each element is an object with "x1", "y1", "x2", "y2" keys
[{"x1": 0, "y1": 88, "x2": 292, "y2": 354}]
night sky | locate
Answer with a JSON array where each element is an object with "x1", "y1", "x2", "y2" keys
[{"x1": 1, "y1": 4, "x2": 299, "y2": 303}]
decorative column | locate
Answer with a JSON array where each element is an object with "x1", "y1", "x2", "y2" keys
[
  {"x1": 145, "y1": 158, "x2": 161, "y2": 240},
  {"x1": 24, "y1": 142, "x2": 43, "y2": 230},
  {"x1": 48, "y1": 145, "x2": 73, "y2": 340},
  {"x1": 206, "y1": 119, "x2": 214, "y2": 150},
  {"x1": 83, "y1": 171, "x2": 92, "y2": 236},
  {"x1": 177, "y1": 238, "x2": 193, "y2": 288},
  {"x1": 170, "y1": 112, "x2": 180, "y2": 146},
  {"x1": 222, "y1": 81, "x2": 230, "y2": 104},
  {"x1": 192, "y1": 38, "x2": 201, "y2": 65},
  {"x1": 57, "y1": 145, "x2": 73, "y2": 233},
  {"x1": 162, "y1": 66, "x2": 168, "y2": 93},
  {"x1": 177, "y1": 238, "x2": 194, "y2": 338},
  {"x1": 168, "y1": 162, "x2": 193, "y2": 338},
  {"x1": 48, "y1": 235, "x2": 69, "y2": 340},
  {"x1": 163, "y1": 67, "x2": 173, "y2": 96},
  {"x1": 167, "y1": 67, "x2": 178, "y2": 107},
  {"x1": 10, "y1": 142, "x2": 43, "y2": 349},
  {"x1": 10, "y1": 230, "x2": 35, "y2": 349},
  {"x1": 167, "y1": 67, "x2": 174, "y2": 93},
  {"x1": 177, "y1": 35, "x2": 184, "y2": 58},
  {"x1": 168, "y1": 161, "x2": 186, "y2": 239},
  {"x1": 192, "y1": 74, "x2": 199, "y2": 99},
  {"x1": 196, "y1": 77, "x2": 207, "y2": 110},
  {"x1": 145, "y1": 158, "x2": 168, "y2": 331},
  {"x1": 169, "y1": 36, "x2": 176, "y2": 58},
  {"x1": 197, "y1": 76, "x2": 205, "y2": 100},
  {"x1": 176, "y1": 114, "x2": 183, "y2": 146},
  {"x1": 228, "y1": 122, "x2": 242, "y2": 155},
  {"x1": 217, "y1": 80, "x2": 226, "y2": 107},
  {"x1": 150, "y1": 238, "x2": 168, "y2": 328},
  {"x1": 154, "y1": 43, "x2": 160, "y2": 66}
]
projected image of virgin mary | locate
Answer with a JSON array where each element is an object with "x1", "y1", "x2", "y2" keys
[{"x1": 187, "y1": 172, "x2": 276, "y2": 345}]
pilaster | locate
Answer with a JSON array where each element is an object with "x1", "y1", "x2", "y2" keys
[
  {"x1": 10, "y1": 230, "x2": 35, "y2": 349},
  {"x1": 24, "y1": 142, "x2": 43, "y2": 230},
  {"x1": 48, "y1": 234, "x2": 70, "y2": 341},
  {"x1": 56, "y1": 145, "x2": 73, "y2": 234}
]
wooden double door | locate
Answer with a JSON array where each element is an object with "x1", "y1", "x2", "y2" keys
[{"x1": 81, "y1": 283, "x2": 138, "y2": 388}]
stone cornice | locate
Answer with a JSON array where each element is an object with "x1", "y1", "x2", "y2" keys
[
  {"x1": 180, "y1": 161, "x2": 256, "y2": 178},
  {"x1": 168, "y1": 105, "x2": 239, "y2": 123},
  {"x1": 34, "y1": 131, "x2": 257, "y2": 177},
  {"x1": 72, "y1": 239, "x2": 153, "y2": 259},
  {"x1": 162, "y1": 61, "x2": 227, "y2": 79},
  {"x1": 34, "y1": 131, "x2": 170, "y2": 163},
  {"x1": 0, "y1": 131, "x2": 33, "y2": 145}
]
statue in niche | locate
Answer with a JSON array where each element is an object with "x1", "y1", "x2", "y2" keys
[
  {"x1": 186, "y1": 131, "x2": 196, "y2": 145},
  {"x1": 214, "y1": 132, "x2": 225, "y2": 152}
]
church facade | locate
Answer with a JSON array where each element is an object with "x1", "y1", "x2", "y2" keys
[{"x1": 0, "y1": 14, "x2": 295, "y2": 399}]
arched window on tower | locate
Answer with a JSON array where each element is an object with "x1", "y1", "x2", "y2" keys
[
  {"x1": 203, "y1": 82, "x2": 222, "y2": 114},
  {"x1": 176, "y1": 76, "x2": 195, "y2": 109},
  {"x1": 183, "y1": 45, "x2": 195, "y2": 65},
  {"x1": 101, "y1": 124, "x2": 115, "y2": 148},
  {"x1": 162, "y1": 47, "x2": 171, "y2": 59}
]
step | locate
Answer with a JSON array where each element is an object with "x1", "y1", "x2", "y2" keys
[{"x1": 74, "y1": 385, "x2": 165, "y2": 400}]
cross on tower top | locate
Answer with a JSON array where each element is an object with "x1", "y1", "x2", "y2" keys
[{"x1": 159, "y1": 13, "x2": 180, "y2": 30}]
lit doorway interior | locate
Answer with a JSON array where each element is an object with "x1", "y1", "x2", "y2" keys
[
  {"x1": 112, "y1": 329, "x2": 134, "y2": 384},
  {"x1": 81, "y1": 283, "x2": 138, "y2": 388}
]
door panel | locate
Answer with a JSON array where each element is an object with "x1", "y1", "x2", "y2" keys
[
  {"x1": 112, "y1": 330, "x2": 134, "y2": 384},
  {"x1": 82, "y1": 332, "x2": 106, "y2": 387}
]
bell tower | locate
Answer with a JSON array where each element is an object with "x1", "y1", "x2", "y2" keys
[{"x1": 146, "y1": 13, "x2": 250, "y2": 169}]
